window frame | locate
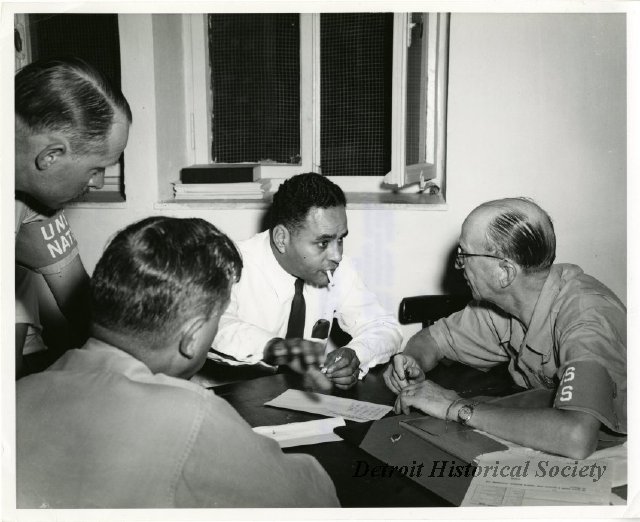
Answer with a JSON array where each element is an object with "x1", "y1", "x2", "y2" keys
[
  {"x1": 386, "y1": 13, "x2": 449, "y2": 191},
  {"x1": 184, "y1": 12, "x2": 449, "y2": 194}
]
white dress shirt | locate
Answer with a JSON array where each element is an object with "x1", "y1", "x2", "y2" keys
[{"x1": 211, "y1": 231, "x2": 402, "y2": 375}]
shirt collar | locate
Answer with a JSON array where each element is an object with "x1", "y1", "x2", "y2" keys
[
  {"x1": 81, "y1": 337, "x2": 155, "y2": 380},
  {"x1": 521, "y1": 264, "x2": 569, "y2": 358},
  {"x1": 61, "y1": 338, "x2": 206, "y2": 394},
  {"x1": 260, "y1": 230, "x2": 299, "y2": 302}
]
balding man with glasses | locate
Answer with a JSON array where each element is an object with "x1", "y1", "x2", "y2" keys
[{"x1": 383, "y1": 197, "x2": 626, "y2": 459}]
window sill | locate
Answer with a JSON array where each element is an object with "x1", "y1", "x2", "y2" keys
[
  {"x1": 343, "y1": 191, "x2": 446, "y2": 209},
  {"x1": 158, "y1": 191, "x2": 446, "y2": 210},
  {"x1": 156, "y1": 198, "x2": 271, "y2": 210}
]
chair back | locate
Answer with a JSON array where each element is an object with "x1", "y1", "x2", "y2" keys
[{"x1": 399, "y1": 295, "x2": 469, "y2": 328}]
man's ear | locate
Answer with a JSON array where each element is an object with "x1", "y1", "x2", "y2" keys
[
  {"x1": 272, "y1": 224, "x2": 290, "y2": 254},
  {"x1": 498, "y1": 259, "x2": 517, "y2": 288},
  {"x1": 35, "y1": 142, "x2": 67, "y2": 171},
  {"x1": 178, "y1": 316, "x2": 207, "y2": 360}
]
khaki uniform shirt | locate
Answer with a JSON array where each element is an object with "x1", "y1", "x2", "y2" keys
[
  {"x1": 429, "y1": 264, "x2": 626, "y2": 433},
  {"x1": 17, "y1": 338, "x2": 340, "y2": 508}
]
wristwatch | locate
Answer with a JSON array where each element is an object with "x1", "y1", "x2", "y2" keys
[{"x1": 457, "y1": 402, "x2": 478, "y2": 426}]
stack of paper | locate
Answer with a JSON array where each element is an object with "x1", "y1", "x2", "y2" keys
[
  {"x1": 173, "y1": 180, "x2": 270, "y2": 200},
  {"x1": 475, "y1": 434, "x2": 627, "y2": 488},
  {"x1": 264, "y1": 389, "x2": 393, "y2": 422},
  {"x1": 253, "y1": 417, "x2": 345, "y2": 448},
  {"x1": 458, "y1": 423, "x2": 626, "y2": 506},
  {"x1": 461, "y1": 453, "x2": 614, "y2": 506}
]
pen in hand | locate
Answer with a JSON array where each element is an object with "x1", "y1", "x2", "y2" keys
[{"x1": 321, "y1": 354, "x2": 342, "y2": 374}]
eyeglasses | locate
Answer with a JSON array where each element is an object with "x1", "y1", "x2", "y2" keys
[{"x1": 454, "y1": 245, "x2": 505, "y2": 269}]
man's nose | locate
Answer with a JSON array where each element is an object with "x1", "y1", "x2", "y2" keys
[
  {"x1": 327, "y1": 242, "x2": 343, "y2": 264},
  {"x1": 88, "y1": 171, "x2": 105, "y2": 189}
]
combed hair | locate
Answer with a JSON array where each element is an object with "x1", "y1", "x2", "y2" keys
[
  {"x1": 270, "y1": 173, "x2": 346, "y2": 231},
  {"x1": 91, "y1": 217, "x2": 242, "y2": 342},
  {"x1": 15, "y1": 57, "x2": 132, "y2": 155},
  {"x1": 481, "y1": 198, "x2": 556, "y2": 272}
]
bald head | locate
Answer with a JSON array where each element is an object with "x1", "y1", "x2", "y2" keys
[{"x1": 465, "y1": 198, "x2": 556, "y2": 273}]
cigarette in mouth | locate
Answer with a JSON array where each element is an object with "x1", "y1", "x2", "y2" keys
[{"x1": 326, "y1": 270, "x2": 334, "y2": 287}]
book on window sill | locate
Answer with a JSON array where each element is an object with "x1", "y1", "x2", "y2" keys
[
  {"x1": 173, "y1": 180, "x2": 270, "y2": 200},
  {"x1": 173, "y1": 180, "x2": 269, "y2": 193},
  {"x1": 180, "y1": 163, "x2": 259, "y2": 184},
  {"x1": 173, "y1": 192, "x2": 267, "y2": 200}
]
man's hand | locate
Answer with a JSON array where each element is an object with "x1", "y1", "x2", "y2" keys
[
  {"x1": 383, "y1": 354, "x2": 426, "y2": 394},
  {"x1": 264, "y1": 338, "x2": 325, "y2": 373},
  {"x1": 393, "y1": 380, "x2": 460, "y2": 419},
  {"x1": 323, "y1": 347, "x2": 360, "y2": 390}
]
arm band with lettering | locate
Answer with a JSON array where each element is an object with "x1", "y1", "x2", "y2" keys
[
  {"x1": 554, "y1": 359, "x2": 620, "y2": 431},
  {"x1": 15, "y1": 211, "x2": 80, "y2": 275}
]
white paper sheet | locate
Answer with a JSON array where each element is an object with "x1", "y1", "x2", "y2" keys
[
  {"x1": 589, "y1": 442, "x2": 627, "y2": 488},
  {"x1": 461, "y1": 453, "x2": 613, "y2": 506},
  {"x1": 253, "y1": 417, "x2": 345, "y2": 448},
  {"x1": 264, "y1": 389, "x2": 393, "y2": 422},
  {"x1": 477, "y1": 432, "x2": 627, "y2": 488}
]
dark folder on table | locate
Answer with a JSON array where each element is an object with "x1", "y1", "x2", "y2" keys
[
  {"x1": 343, "y1": 413, "x2": 507, "y2": 506},
  {"x1": 398, "y1": 415, "x2": 507, "y2": 464},
  {"x1": 398, "y1": 388, "x2": 555, "y2": 462},
  {"x1": 336, "y1": 389, "x2": 554, "y2": 505}
]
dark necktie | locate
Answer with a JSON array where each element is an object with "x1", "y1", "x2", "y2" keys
[{"x1": 285, "y1": 278, "x2": 306, "y2": 339}]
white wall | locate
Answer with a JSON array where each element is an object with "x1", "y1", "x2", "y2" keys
[{"x1": 64, "y1": 13, "x2": 627, "y2": 343}]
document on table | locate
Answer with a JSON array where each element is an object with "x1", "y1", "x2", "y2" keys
[
  {"x1": 461, "y1": 453, "x2": 613, "y2": 506},
  {"x1": 264, "y1": 389, "x2": 393, "y2": 422},
  {"x1": 253, "y1": 417, "x2": 345, "y2": 448},
  {"x1": 474, "y1": 431, "x2": 627, "y2": 487}
]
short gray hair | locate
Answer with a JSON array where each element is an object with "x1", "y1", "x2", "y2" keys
[
  {"x1": 16, "y1": 57, "x2": 132, "y2": 155},
  {"x1": 479, "y1": 197, "x2": 556, "y2": 273}
]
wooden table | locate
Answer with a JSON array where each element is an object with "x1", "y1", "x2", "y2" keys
[{"x1": 209, "y1": 361, "x2": 521, "y2": 507}]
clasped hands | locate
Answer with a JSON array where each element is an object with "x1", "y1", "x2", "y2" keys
[
  {"x1": 264, "y1": 338, "x2": 360, "y2": 390},
  {"x1": 383, "y1": 354, "x2": 460, "y2": 419}
]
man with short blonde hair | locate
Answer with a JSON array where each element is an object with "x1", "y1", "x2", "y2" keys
[{"x1": 15, "y1": 57, "x2": 131, "y2": 376}]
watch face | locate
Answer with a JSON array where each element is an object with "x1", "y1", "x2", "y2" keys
[{"x1": 458, "y1": 405, "x2": 473, "y2": 423}]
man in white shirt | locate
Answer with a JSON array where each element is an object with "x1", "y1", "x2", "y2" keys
[{"x1": 211, "y1": 173, "x2": 402, "y2": 389}]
